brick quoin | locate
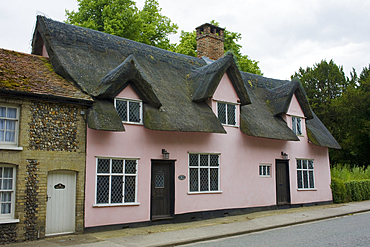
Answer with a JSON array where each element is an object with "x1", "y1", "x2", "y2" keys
[{"x1": 196, "y1": 23, "x2": 225, "y2": 60}]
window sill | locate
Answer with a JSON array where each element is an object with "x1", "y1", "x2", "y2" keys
[
  {"x1": 297, "y1": 188, "x2": 317, "y2": 191},
  {"x1": 259, "y1": 176, "x2": 272, "y2": 178},
  {"x1": 222, "y1": 124, "x2": 239, "y2": 128},
  {"x1": 0, "y1": 219, "x2": 19, "y2": 224},
  {"x1": 122, "y1": 121, "x2": 143, "y2": 126},
  {"x1": 93, "y1": 202, "x2": 140, "y2": 208},
  {"x1": 188, "y1": 191, "x2": 222, "y2": 195},
  {"x1": 0, "y1": 146, "x2": 23, "y2": 151}
]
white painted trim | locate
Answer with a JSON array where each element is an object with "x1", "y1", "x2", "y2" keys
[
  {"x1": 0, "y1": 146, "x2": 23, "y2": 151},
  {"x1": 0, "y1": 219, "x2": 19, "y2": 224},
  {"x1": 187, "y1": 191, "x2": 223, "y2": 195},
  {"x1": 114, "y1": 97, "x2": 143, "y2": 125},
  {"x1": 93, "y1": 203, "x2": 140, "y2": 207},
  {"x1": 297, "y1": 188, "x2": 317, "y2": 191}
]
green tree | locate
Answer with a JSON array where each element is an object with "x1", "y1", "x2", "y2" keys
[
  {"x1": 172, "y1": 21, "x2": 263, "y2": 75},
  {"x1": 291, "y1": 60, "x2": 348, "y2": 134},
  {"x1": 65, "y1": 0, "x2": 177, "y2": 50}
]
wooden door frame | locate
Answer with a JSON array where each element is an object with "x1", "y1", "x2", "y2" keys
[
  {"x1": 275, "y1": 159, "x2": 291, "y2": 206},
  {"x1": 150, "y1": 159, "x2": 175, "y2": 221}
]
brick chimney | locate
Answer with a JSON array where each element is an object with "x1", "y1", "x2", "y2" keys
[{"x1": 196, "y1": 23, "x2": 225, "y2": 60}]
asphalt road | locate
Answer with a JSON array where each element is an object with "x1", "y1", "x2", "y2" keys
[{"x1": 182, "y1": 212, "x2": 370, "y2": 247}]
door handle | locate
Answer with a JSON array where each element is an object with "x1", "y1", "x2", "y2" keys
[{"x1": 46, "y1": 195, "x2": 51, "y2": 202}]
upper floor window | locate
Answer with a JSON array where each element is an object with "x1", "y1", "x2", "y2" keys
[
  {"x1": 259, "y1": 164, "x2": 271, "y2": 177},
  {"x1": 0, "y1": 165, "x2": 16, "y2": 219},
  {"x1": 114, "y1": 98, "x2": 142, "y2": 124},
  {"x1": 217, "y1": 102, "x2": 237, "y2": 126},
  {"x1": 0, "y1": 106, "x2": 19, "y2": 146},
  {"x1": 292, "y1": 116, "x2": 302, "y2": 135}
]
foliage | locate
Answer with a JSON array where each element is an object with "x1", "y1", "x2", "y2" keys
[
  {"x1": 65, "y1": 0, "x2": 177, "y2": 50},
  {"x1": 331, "y1": 165, "x2": 370, "y2": 203},
  {"x1": 292, "y1": 61, "x2": 370, "y2": 167},
  {"x1": 172, "y1": 21, "x2": 263, "y2": 75}
]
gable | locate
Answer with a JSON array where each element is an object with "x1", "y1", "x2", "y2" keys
[
  {"x1": 116, "y1": 84, "x2": 141, "y2": 100},
  {"x1": 286, "y1": 94, "x2": 305, "y2": 118},
  {"x1": 212, "y1": 74, "x2": 239, "y2": 103}
]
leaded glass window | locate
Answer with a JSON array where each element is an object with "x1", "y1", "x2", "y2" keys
[
  {"x1": 0, "y1": 106, "x2": 18, "y2": 144},
  {"x1": 96, "y1": 158, "x2": 138, "y2": 204},
  {"x1": 189, "y1": 153, "x2": 220, "y2": 192},
  {"x1": 217, "y1": 102, "x2": 237, "y2": 126},
  {"x1": 296, "y1": 159, "x2": 315, "y2": 189},
  {"x1": 115, "y1": 98, "x2": 142, "y2": 124},
  {"x1": 292, "y1": 116, "x2": 303, "y2": 136}
]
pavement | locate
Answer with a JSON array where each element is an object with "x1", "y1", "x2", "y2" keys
[{"x1": 10, "y1": 200, "x2": 370, "y2": 247}]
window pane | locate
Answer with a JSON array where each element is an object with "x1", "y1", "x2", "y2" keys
[
  {"x1": 97, "y1": 159, "x2": 110, "y2": 173},
  {"x1": 297, "y1": 170, "x2": 303, "y2": 188},
  {"x1": 303, "y1": 171, "x2": 308, "y2": 188},
  {"x1": 297, "y1": 118, "x2": 302, "y2": 135},
  {"x1": 263, "y1": 166, "x2": 267, "y2": 175},
  {"x1": 7, "y1": 108, "x2": 17, "y2": 119},
  {"x1": 3, "y1": 168, "x2": 12, "y2": 179},
  {"x1": 129, "y1": 101, "x2": 140, "y2": 122},
  {"x1": 200, "y1": 154, "x2": 208, "y2": 166},
  {"x1": 267, "y1": 166, "x2": 271, "y2": 176},
  {"x1": 0, "y1": 107, "x2": 5, "y2": 117},
  {"x1": 3, "y1": 179, "x2": 12, "y2": 190},
  {"x1": 308, "y1": 160, "x2": 314, "y2": 169},
  {"x1": 116, "y1": 100, "x2": 127, "y2": 122},
  {"x1": 297, "y1": 160, "x2": 302, "y2": 169},
  {"x1": 189, "y1": 168, "x2": 198, "y2": 192},
  {"x1": 210, "y1": 168, "x2": 218, "y2": 191},
  {"x1": 111, "y1": 160, "x2": 123, "y2": 173},
  {"x1": 125, "y1": 160, "x2": 137, "y2": 174},
  {"x1": 111, "y1": 176, "x2": 123, "y2": 203},
  {"x1": 189, "y1": 154, "x2": 198, "y2": 166},
  {"x1": 217, "y1": 103, "x2": 226, "y2": 124},
  {"x1": 0, "y1": 119, "x2": 4, "y2": 129},
  {"x1": 303, "y1": 160, "x2": 307, "y2": 169},
  {"x1": 292, "y1": 117, "x2": 297, "y2": 134},
  {"x1": 200, "y1": 168, "x2": 209, "y2": 191},
  {"x1": 96, "y1": 176, "x2": 109, "y2": 204},
  {"x1": 309, "y1": 171, "x2": 315, "y2": 188},
  {"x1": 227, "y1": 104, "x2": 236, "y2": 125},
  {"x1": 0, "y1": 130, "x2": 3, "y2": 142},
  {"x1": 124, "y1": 176, "x2": 136, "y2": 203},
  {"x1": 259, "y1": 166, "x2": 263, "y2": 176},
  {"x1": 210, "y1": 155, "x2": 219, "y2": 166},
  {"x1": 5, "y1": 130, "x2": 15, "y2": 142},
  {"x1": 155, "y1": 174, "x2": 164, "y2": 188}
]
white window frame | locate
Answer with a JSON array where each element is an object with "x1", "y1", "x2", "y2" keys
[
  {"x1": 114, "y1": 98, "x2": 143, "y2": 125},
  {"x1": 0, "y1": 105, "x2": 21, "y2": 149},
  {"x1": 188, "y1": 153, "x2": 221, "y2": 194},
  {"x1": 259, "y1": 164, "x2": 271, "y2": 177},
  {"x1": 216, "y1": 101, "x2": 238, "y2": 127},
  {"x1": 292, "y1": 116, "x2": 303, "y2": 136},
  {"x1": 0, "y1": 165, "x2": 16, "y2": 221},
  {"x1": 94, "y1": 157, "x2": 139, "y2": 206},
  {"x1": 296, "y1": 159, "x2": 316, "y2": 190}
]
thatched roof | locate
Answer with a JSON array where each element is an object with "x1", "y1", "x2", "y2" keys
[{"x1": 32, "y1": 16, "x2": 340, "y2": 149}]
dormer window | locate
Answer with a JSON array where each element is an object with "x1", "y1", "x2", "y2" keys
[
  {"x1": 217, "y1": 102, "x2": 237, "y2": 126},
  {"x1": 292, "y1": 116, "x2": 302, "y2": 135},
  {"x1": 114, "y1": 98, "x2": 142, "y2": 124}
]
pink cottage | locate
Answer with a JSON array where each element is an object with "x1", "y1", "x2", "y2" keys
[{"x1": 32, "y1": 17, "x2": 340, "y2": 232}]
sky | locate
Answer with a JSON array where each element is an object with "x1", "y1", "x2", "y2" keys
[{"x1": 1, "y1": 0, "x2": 369, "y2": 80}]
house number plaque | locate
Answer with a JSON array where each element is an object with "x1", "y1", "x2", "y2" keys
[
  {"x1": 54, "y1": 183, "x2": 66, "y2": 189},
  {"x1": 178, "y1": 175, "x2": 186, "y2": 180}
]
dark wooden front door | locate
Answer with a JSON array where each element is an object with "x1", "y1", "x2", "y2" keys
[
  {"x1": 151, "y1": 160, "x2": 174, "y2": 220},
  {"x1": 276, "y1": 160, "x2": 291, "y2": 206}
]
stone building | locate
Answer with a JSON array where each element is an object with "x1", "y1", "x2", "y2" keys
[{"x1": 0, "y1": 48, "x2": 92, "y2": 243}]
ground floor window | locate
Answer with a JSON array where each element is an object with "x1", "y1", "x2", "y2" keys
[
  {"x1": 0, "y1": 165, "x2": 15, "y2": 218},
  {"x1": 189, "y1": 153, "x2": 220, "y2": 192},
  {"x1": 259, "y1": 164, "x2": 271, "y2": 177},
  {"x1": 296, "y1": 159, "x2": 315, "y2": 189},
  {"x1": 96, "y1": 158, "x2": 138, "y2": 205}
]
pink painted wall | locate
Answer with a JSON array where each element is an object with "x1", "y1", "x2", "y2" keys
[{"x1": 85, "y1": 76, "x2": 332, "y2": 227}]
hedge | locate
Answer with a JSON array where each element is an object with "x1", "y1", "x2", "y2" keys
[{"x1": 331, "y1": 178, "x2": 370, "y2": 203}]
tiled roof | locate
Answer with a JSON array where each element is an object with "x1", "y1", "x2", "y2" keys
[{"x1": 0, "y1": 48, "x2": 92, "y2": 101}]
